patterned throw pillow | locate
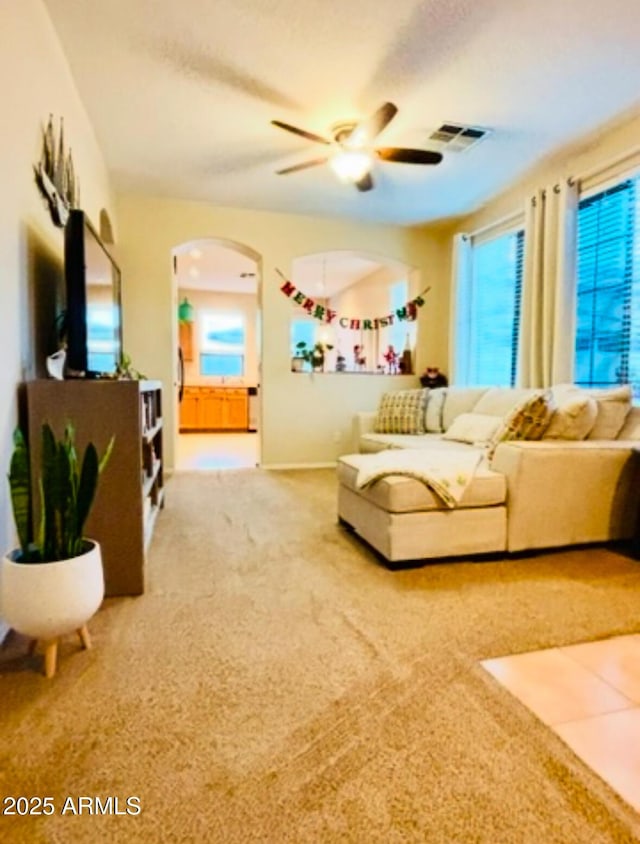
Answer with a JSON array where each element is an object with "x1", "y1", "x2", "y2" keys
[
  {"x1": 374, "y1": 389, "x2": 428, "y2": 435},
  {"x1": 487, "y1": 390, "x2": 554, "y2": 457}
]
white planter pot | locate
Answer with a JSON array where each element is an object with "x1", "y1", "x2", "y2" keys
[{"x1": 0, "y1": 541, "x2": 104, "y2": 640}]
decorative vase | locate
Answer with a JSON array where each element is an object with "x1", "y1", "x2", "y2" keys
[{"x1": 0, "y1": 540, "x2": 104, "y2": 641}]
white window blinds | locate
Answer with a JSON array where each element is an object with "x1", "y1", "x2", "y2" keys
[
  {"x1": 575, "y1": 176, "x2": 640, "y2": 395},
  {"x1": 463, "y1": 229, "x2": 524, "y2": 386}
]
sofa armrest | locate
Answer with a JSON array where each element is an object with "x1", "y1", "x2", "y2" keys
[
  {"x1": 352, "y1": 412, "x2": 377, "y2": 450},
  {"x1": 490, "y1": 440, "x2": 640, "y2": 551}
]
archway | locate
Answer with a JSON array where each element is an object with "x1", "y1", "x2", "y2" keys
[
  {"x1": 171, "y1": 237, "x2": 262, "y2": 470},
  {"x1": 289, "y1": 250, "x2": 420, "y2": 375}
]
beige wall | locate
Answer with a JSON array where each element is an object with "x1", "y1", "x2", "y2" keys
[
  {"x1": 0, "y1": 1, "x2": 115, "y2": 558},
  {"x1": 458, "y1": 108, "x2": 640, "y2": 236},
  {"x1": 115, "y1": 195, "x2": 451, "y2": 467}
]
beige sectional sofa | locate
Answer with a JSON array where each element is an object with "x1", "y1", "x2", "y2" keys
[{"x1": 337, "y1": 385, "x2": 640, "y2": 564}]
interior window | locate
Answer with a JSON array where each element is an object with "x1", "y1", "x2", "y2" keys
[
  {"x1": 290, "y1": 318, "x2": 315, "y2": 355},
  {"x1": 200, "y1": 311, "x2": 245, "y2": 377}
]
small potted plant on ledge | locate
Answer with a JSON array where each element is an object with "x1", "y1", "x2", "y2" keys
[
  {"x1": 294, "y1": 341, "x2": 334, "y2": 372},
  {"x1": 1, "y1": 423, "x2": 114, "y2": 678}
]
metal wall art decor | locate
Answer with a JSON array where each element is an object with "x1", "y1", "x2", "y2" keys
[{"x1": 34, "y1": 115, "x2": 80, "y2": 227}]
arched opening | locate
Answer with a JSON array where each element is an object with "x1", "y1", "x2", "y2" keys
[
  {"x1": 99, "y1": 208, "x2": 115, "y2": 244},
  {"x1": 289, "y1": 250, "x2": 420, "y2": 375},
  {"x1": 171, "y1": 237, "x2": 262, "y2": 470}
]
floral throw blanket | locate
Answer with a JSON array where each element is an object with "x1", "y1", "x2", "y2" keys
[{"x1": 353, "y1": 448, "x2": 484, "y2": 509}]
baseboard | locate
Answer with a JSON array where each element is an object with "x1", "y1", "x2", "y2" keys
[{"x1": 263, "y1": 462, "x2": 337, "y2": 470}]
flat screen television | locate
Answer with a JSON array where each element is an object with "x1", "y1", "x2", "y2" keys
[{"x1": 64, "y1": 209, "x2": 123, "y2": 378}]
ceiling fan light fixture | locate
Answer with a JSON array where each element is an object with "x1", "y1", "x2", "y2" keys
[{"x1": 329, "y1": 149, "x2": 374, "y2": 183}]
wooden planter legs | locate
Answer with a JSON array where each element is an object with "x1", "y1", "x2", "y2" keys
[{"x1": 29, "y1": 624, "x2": 92, "y2": 678}]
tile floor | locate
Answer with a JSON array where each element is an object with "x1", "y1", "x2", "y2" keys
[
  {"x1": 482, "y1": 634, "x2": 640, "y2": 813},
  {"x1": 176, "y1": 432, "x2": 259, "y2": 471}
]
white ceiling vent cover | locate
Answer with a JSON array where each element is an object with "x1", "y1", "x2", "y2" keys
[{"x1": 427, "y1": 123, "x2": 491, "y2": 153}]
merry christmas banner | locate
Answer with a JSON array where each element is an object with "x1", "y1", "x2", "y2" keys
[{"x1": 277, "y1": 269, "x2": 430, "y2": 330}]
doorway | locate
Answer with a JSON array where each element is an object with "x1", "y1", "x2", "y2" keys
[{"x1": 172, "y1": 239, "x2": 261, "y2": 471}]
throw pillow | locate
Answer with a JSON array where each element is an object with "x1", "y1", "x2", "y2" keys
[
  {"x1": 488, "y1": 390, "x2": 554, "y2": 457},
  {"x1": 473, "y1": 387, "x2": 539, "y2": 419},
  {"x1": 616, "y1": 407, "x2": 640, "y2": 440},
  {"x1": 425, "y1": 387, "x2": 447, "y2": 433},
  {"x1": 374, "y1": 388, "x2": 428, "y2": 435},
  {"x1": 543, "y1": 394, "x2": 598, "y2": 440},
  {"x1": 585, "y1": 385, "x2": 633, "y2": 439},
  {"x1": 441, "y1": 387, "x2": 490, "y2": 431},
  {"x1": 442, "y1": 412, "x2": 502, "y2": 445}
]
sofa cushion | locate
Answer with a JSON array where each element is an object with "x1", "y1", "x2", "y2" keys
[
  {"x1": 585, "y1": 385, "x2": 633, "y2": 439},
  {"x1": 360, "y1": 433, "x2": 444, "y2": 453},
  {"x1": 337, "y1": 453, "x2": 506, "y2": 512},
  {"x1": 441, "y1": 387, "x2": 490, "y2": 431},
  {"x1": 442, "y1": 412, "x2": 502, "y2": 445},
  {"x1": 374, "y1": 388, "x2": 428, "y2": 435},
  {"x1": 550, "y1": 384, "x2": 632, "y2": 439},
  {"x1": 425, "y1": 387, "x2": 447, "y2": 432},
  {"x1": 616, "y1": 406, "x2": 640, "y2": 440},
  {"x1": 488, "y1": 390, "x2": 553, "y2": 456},
  {"x1": 544, "y1": 390, "x2": 597, "y2": 440}
]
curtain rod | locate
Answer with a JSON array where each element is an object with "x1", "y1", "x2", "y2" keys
[
  {"x1": 468, "y1": 209, "x2": 522, "y2": 239},
  {"x1": 573, "y1": 142, "x2": 640, "y2": 184}
]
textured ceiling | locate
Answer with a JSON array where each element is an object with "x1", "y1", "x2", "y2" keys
[{"x1": 44, "y1": 0, "x2": 640, "y2": 226}]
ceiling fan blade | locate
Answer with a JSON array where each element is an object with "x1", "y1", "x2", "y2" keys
[
  {"x1": 355, "y1": 172, "x2": 374, "y2": 192},
  {"x1": 349, "y1": 102, "x2": 398, "y2": 145},
  {"x1": 376, "y1": 147, "x2": 443, "y2": 165},
  {"x1": 275, "y1": 157, "x2": 329, "y2": 175},
  {"x1": 271, "y1": 120, "x2": 331, "y2": 145}
]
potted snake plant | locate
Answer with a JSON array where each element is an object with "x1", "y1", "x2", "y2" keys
[{"x1": 1, "y1": 423, "x2": 114, "y2": 677}]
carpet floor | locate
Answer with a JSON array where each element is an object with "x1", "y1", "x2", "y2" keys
[{"x1": 2, "y1": 467, "x2": 640, "y2": 842}]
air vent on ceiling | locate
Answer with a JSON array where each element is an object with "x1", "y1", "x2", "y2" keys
[{"x1": 427, "y1": 123, "x2": 491, "y2": 153}]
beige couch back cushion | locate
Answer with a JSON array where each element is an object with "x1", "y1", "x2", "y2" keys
[
  {"x1": 616, "y1": 405, "x2": 640, "y2": 440},
  {"x1": 441, "y1": 387, "x2": 489, "y2": 431}
]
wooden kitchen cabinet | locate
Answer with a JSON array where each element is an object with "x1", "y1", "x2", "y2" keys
[
  {"x1": 179, "y1": 387, "x2": 200, "y2": 430},
  {"x1": 179, "y1": 321, "x2": 194, "y2": 362},
  {"x1": 179, "y1": 387, "x2": 248, "y2": 431},
  {"x1": 200, "y1": 389, "x2": 223, "y2": 429},
  {"x1": 224, "y1": 389, "x2": 248, "y2": 429}
]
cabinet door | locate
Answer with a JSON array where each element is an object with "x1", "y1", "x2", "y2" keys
[
  {"x1": 179, "y1": 321, "x2": 194, "y2": 362},
  {"x1": 200, "y1": 389, "x2": 224, "y2": 429},
  {"x1": 180, "y1": 390, "x2": 199, "y2": 429},
  {"x1": 224, "y1": 390, "x2": 248, "y2": 430}
]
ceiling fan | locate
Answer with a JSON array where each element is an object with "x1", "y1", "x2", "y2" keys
[{"x1": 271, "y1": 102, "x2": 442, "y2": 192}]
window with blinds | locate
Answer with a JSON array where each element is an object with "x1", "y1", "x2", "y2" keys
[
  {"x1": 575, "y1": 177, "x2": 640, "y2": 396},
  {"x1": 465, "y1": 229, "x2": 524, "y2": 386}
]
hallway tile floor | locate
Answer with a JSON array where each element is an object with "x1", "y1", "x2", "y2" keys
[
  {"x1": 482, "y1": 634, "x2": 640, "y2": 813},
  {"x1": 176, "y1": 432, "x2": 259, "y2": 470}
]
